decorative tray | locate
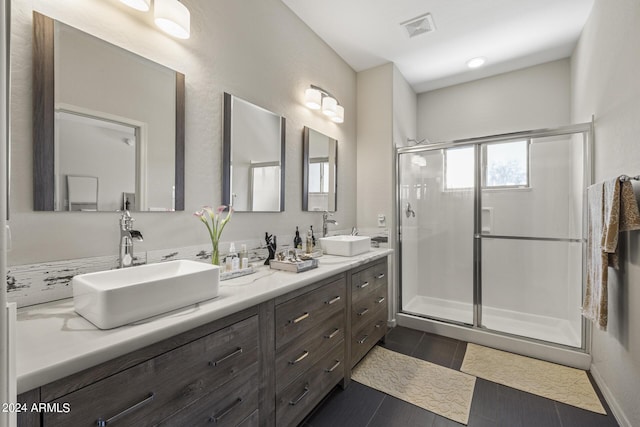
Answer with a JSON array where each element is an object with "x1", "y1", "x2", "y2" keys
[
  {"x1": 220, "y1": 267, "x2": 255, "y2": 281},
  {"x1": 269, "y1": 258, "x2": 319, "y2": 273}
]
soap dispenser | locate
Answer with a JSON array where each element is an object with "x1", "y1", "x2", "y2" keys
[
  {"x1": 294, "y1": 226, "x2": 302, "y2": 249},
  {"x1": 310, "y1": 225, "x2": 316, "y2": 248},
  {"x1": 239, "y1": 244, "x2": 249, "y2": 269},
  {"x1": 306, "y1": 228, "x2": 313, "y2": 254},
  {"x1": 227, "y1": 242, "x2": 238, "y2": 271}
]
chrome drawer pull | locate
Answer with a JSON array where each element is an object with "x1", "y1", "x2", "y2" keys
[
  {"x1": 289, "y1": 385, "x2": 310, "y2": 406},
  {"x1": 325, "y1": 296, "x2": 341, "y2": 305},
  {"x1": 357, "y1": 308, "x2": 369, "y2": 317},
  {"x1": 289, "y1": 350, "x2": 310, "y2": 365},
  {"x1": 210, "y1": 397, "x2": 243, "y2": 423},
  {"x1": 210, "y1": 347, "x2": 243, "y2": 367},
  {"x1": 324, "y1": 328, "x2": 340, "y2": 339},
  {"x1": 290, "y1": 312, "x2": 310, "y2": 324},
  {"x1": 325, "y1": 360, "x2": 341, "y2": 373},
  {"x1": 357, "y1": 281, "x2": 369, "y2": 289},
  {"x1": 357, "y1": 335, "x2": 369, "y2": 344},
  {"x1": 96, "y1": 392, "x2": 155, "y2": 426},
  {"x1": 376, "y1": 297, "x2": 386, "y2": 304},
  {"x1": 376, "y1": 273, "x2": 385, "y2": 279}
]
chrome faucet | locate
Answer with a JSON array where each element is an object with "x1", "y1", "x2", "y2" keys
[
  {"x1": 322, "y1": 211, "x2": 338, "y2": 237},
  {"x1": 119, "y1": 210, "x2": 143, "y2": 268}
]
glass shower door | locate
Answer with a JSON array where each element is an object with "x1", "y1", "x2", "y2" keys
[
  {"x1": 479, "y1": 133, "x2": 586, "y2": 347},
  {"x1": 399, "y1": 147, "x2": 475, "y2": 325}
]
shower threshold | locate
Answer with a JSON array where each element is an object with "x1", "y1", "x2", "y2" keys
[{"x1": 404, "y1": 295, "x2": 581, "y2": 348}]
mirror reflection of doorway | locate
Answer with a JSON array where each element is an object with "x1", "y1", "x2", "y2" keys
[
  {"x1": 55, "y1": 110, "x2": 139, "y2": 212},
  {"x1": 66, "y1": 175, "x2": 98, "y2": 211},
  {"x1": 250, "y1": 162, "x2": 281, "y2": 211}
]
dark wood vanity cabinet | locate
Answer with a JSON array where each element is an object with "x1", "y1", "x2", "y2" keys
[
  {"x1": 350, "y1": 258, "x2": 388, "y2": 368},
  {"x1": 31, "y1": 308, "x2": 262, "y2": 427},
  {"x1": 274, "y1": 274, "x2": 347, "y2": 426},
  {"x1": 17, "y1": 257, "x2": 388, "y2": 427}
]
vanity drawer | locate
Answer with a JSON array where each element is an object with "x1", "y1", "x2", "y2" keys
[
  {"x1": 275, "y1": 310, "x2": 345, "y2": 392},
  {"x1": 275, "y1": 276, "x2": 345, "y2": 349},
  {"x1": 351, "y1": 311, "x2": 387, "y2": 368},
  {"x1": 43, "y1": 315, "x2": 258, "y2": 427},
  {"x1": 351, "y1": 260, "x2": 387, "y2": 304},
  {"x1": 351, "y1": 289, "x2": 387, "y2": 333},
  {"x1": 276, "y1": 342, "x2": 345, "y2": 427},
  {"x1": 158, "y1": 362, "x2": 259, "y2": 426},
  {"x1": 237, "y1": 410, "x2": 259, "y2": 427}
]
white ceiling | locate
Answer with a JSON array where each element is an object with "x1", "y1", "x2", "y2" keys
[{"x1": 281, "y1": 0, "x2": 595, "y2": 93}]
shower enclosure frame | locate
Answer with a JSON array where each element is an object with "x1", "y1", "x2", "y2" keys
[{"x1": 395, "y1": 121, "x2": 594, "y2": 361}]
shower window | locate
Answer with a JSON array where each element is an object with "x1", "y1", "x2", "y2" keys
[
  {"x1": 444, "y1": 140, "x2": 530, "y2": 190},
  {"x1": 484, "y1": 140, "x2": 529, "y2": 188}
]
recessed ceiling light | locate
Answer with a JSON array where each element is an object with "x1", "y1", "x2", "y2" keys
[{"x1": 467, "y1": 57, "x2": 486, "y2": 69}]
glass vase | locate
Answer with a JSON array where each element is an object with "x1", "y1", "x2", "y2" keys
[{"x1": 211, "y1": 241, "x2": 220, "y2": 266}]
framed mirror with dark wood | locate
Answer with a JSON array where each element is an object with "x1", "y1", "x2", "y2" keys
[
  {"x1": 32, "y1": 12, "x2": 185, "y2": 212},
  {"x1": 302, "y1": 127, "x2": 337, "y2": 212},
  {"x1": 222, "y1": 92, "x2": 286, "y2": 212}
]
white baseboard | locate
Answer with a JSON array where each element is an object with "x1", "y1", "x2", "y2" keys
[{"x1": 590, "y1": 364, "x2": 630, "y2": 427}]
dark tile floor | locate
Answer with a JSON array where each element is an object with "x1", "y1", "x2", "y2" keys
[{"x1": 301, "y1": 327, "x2": 619, "y2": 427}]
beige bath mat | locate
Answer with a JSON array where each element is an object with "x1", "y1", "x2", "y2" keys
[
  {"x1": 352, "y1": 346, "x2": 476, "y2": 425},
  {"x1": 461, "y1": 343, "x2": 606, "y2": 414}
]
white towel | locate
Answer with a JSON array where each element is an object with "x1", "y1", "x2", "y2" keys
[
  {"x1": 583, "y1": 177, "x2": 640, "y2": 330},
  {"x1": 583, "y1": 182, "x2": 607, "y2": 329}
]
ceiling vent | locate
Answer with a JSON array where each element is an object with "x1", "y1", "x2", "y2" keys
[{"x1": 401, "y1": 13, "x2": 435, "y2": 38}]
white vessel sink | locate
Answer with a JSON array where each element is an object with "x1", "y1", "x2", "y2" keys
[
  {"x1": 319, "y1": 235, "x2": 371, "y2": 257},
  {"x1": 73, "y1": 260, "x2": 220, "y2": 329}
]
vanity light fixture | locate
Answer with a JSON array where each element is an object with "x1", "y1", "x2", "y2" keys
[
  {"x1": 120, "y1": 0, "x2": 150, "y2": 12},
  {"x1": 154, "y1": 0, "x2": 191, "y2": 39},
  {"x1": 466, "y1": 57, "x2": 486, "y2": 69},
  {"x1": 332, "y1": 105, "x2": 344, "y2": 123},
  {"x1": 305, "y1": 85, "x2": 344, "y2": 124},
  {"x1": 322, "y1": 96, "x2": 337, "y2": 117},
  {"x1": 304, "y1": 88, "x2": 322, "y2": 110}
]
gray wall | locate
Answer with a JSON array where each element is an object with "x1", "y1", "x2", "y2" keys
[
  {"x1": 356, "y1": 63, "x2": 416, "y2": 323},
  {"x1": 417, "y1": 59, "x2": 571, "y2": 142},
  {"x1": 572, "y1": 0, "x2": 640, "y2": 425},
  {"x1": 9, "y1": 0, "x2": 357, "y2": 265}
]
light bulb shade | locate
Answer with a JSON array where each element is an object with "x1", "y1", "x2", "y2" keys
[
  {"x1": 466, "y1": 57, "x2": 486, "y2": 69},
  {"x1": 331, "y1": 105, "x2": 344, "y2": 123},
  {"x1": 304, "y1": 88, "x2": 322, "y2": 110},
  {"x1": 322, "y1": 96, "x2": 338, "y2": 117},
  {"x1": 120, "y1": 0, "x2": 150, "y2": 11},
  {"x1": 154, "y1": 0, "x2": 191, "y2": 39}
]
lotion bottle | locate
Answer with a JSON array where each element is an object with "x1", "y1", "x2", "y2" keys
[
  {"x1": 240, "y1": 244, "x2": 249, "y2": 269},
  {"x1": 306, "y1": 229, "x2": 313, "y2": 254},
  {"x1": 227, "y1": 242, "x2": 237, "y2": 271}
]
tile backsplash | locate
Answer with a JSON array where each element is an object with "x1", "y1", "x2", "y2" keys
[
  {"x1": 6, "y1": 238, "x2": 278, "y2": 308},
  {"x1": 6, "y1": 228, "x2": 385, "y2": 308}
]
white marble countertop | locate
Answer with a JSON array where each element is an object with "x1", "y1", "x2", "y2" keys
[{"x1": 15, "y1": 249, "x2": 392, "y2": 394}]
